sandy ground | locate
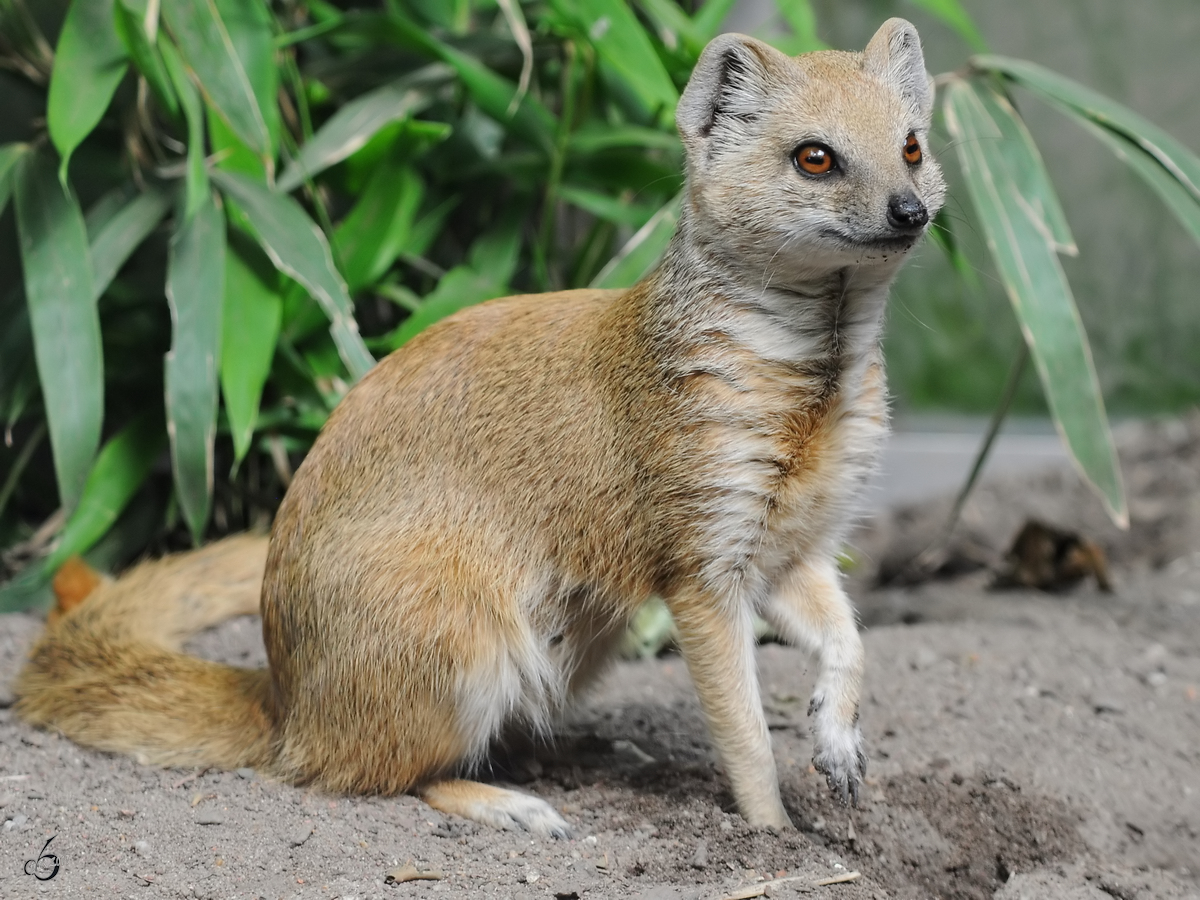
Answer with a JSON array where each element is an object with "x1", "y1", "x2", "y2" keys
[{"x1": 0, "y1": 415, "x2": 1197, "y2": 900}]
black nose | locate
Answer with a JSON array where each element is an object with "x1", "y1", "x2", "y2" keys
[{"x1": 886, "y1": 192, "x2": 928, "y2": 230}]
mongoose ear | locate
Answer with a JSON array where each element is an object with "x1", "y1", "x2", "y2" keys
[
  {"x1": 862, "y1": 18, "x2": 933, "y2": 122},
  {"x1": 677, "y1": 33, "x2": 786, "y2": 149}
]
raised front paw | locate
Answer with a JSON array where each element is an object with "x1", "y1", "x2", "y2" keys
[{"x1": 810, "y1": 708, "x2": 867, "y2": 806}]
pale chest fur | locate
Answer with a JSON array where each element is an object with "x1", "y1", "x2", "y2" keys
[{"x1": 666, "y1": 281, "x2": 891, "y2": 602}]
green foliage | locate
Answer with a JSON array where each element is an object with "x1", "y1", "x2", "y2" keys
[{"x1": 2, "y1": 0, "x2": 1198, "y2": 610}]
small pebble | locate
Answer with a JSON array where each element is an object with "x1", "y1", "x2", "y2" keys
[
  {"x1": 134, "y1": 840, "x2": 150, "y2": 857},
  {"x1": 235, "y1": 768, "x2": 255, "y2": 780},
  {"x1": 288, "y1": 824, "x2": 313, "y2": 847},
  {"x1": 691, "y1": 839, "x2": 709, "y2": 869},
  {"x1": 5, "y1": 814, "x2": 28, "y2": 829},
  {"x1": 195, "y1": 812, "x2": 224, "y2": 826}
]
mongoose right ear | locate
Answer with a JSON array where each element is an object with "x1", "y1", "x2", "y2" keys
[
  {"x1": 677, "y1": 34, "x2": 785, "y2": 151},
  {"x1": 862, "y1": 18, "x2": 933, "y2": 122}
]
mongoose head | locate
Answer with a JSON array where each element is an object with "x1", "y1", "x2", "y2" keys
[{"x1": 676, "y1": 18, "x2": 947, "y2": 284}]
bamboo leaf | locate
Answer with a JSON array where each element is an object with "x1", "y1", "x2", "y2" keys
[
  {"x1": 691, "y1": 0, "x2": 737, "y2": 42},
  {"x1": 0, "y1": 412, "x2": 165, "y2": 613},
  {"x1": 276, "y1": 67, "x2": 444, "y2": 192},
  {"x1": 0, "y1": 143, "x2": 28, "y2": 217},
  {"x1": 907, "y1": 0, "x2": 988, "y2": 54},
  {"x1": 1077, "y1": 117, "x2": 1200, "y2": 246},
  {"x1": 634, "y1": 0, "x2": 705, "y2": 58},
  {"x1": 211, "y1": 169, "x2": 375, "y2": 380},
  {"x1": 559, "y1": 184, "x2": 655, "y2": 227},
  {"x1": 967, "y1": 78, "x2": 1076, "y2": 253},
  {"x1": 14, "y1": 151, "x2": 102, "y2": 511},
  {"x1": 47, "y1": 0, "x2": 129, "y2": 181},
  {"x1": 221, "y1": 233, "x2": 281, "y2": 464},
  {"x1": 161, "y1": 37, "x2": 209, "y2": 219},
  {"x1": 551, "y1": 0, "x2": 679, "y2": 121},
  {"x1": 591, "y1": 193, "x2": 680, "y2": 288},
  {"x1": 973, "y1": 55, "x2": 1200, "y2": 204},
  {"x1": 165, "y1": 190, "x2": 226, "y2": 543},
  {"x1": 161, "y1": 0, "x2": 274, "y2": 161},
  {"x1": 568, "y1": 124, "x2": 680, "y2": 154},
  {"x1": 772, "y1": 0, "x2": 827, "y2": 54},
  {"x1": 944, "y1": 78, "x2": 1126, "y2": 527},
  {"x1": 113, "y1": 0, "x2": 179, "y2": 119},
  {"x1": 89, "y1": 184, "x2": 173, "y2": 297},
  {"x1": 385, "y1": 215, "x2": 523, "y2": 349},
  {"x1": 333, "y1": 160, "x2": 424, "y2": 293}
]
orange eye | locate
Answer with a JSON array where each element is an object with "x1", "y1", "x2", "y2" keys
[
  {"x1": 903, "y1": 132, "x2": 923, "y2": 165},
  {"x1": 795, "y1": 144, "x2": 835, "y2": 175}
]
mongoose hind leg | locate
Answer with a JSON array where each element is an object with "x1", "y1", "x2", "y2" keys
[
  {"x1": 420, "y1": 779, "x2": 572, "y2": 838},
  {"x1": 762, "y1": 559, "x2": 866, "y2": 806}
]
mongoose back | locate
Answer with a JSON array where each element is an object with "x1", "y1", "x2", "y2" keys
[{"x1": 17, "y1": 19, "x2": 945, "y2": 836}]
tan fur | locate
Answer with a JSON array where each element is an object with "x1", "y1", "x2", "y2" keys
[{"x1": 16, "y1": 20, "x2": 945, "y2": 835}]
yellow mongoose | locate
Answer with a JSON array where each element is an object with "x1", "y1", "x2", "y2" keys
[{"x1": 17, "y1": 19, "x2": 945, "y2": 836}]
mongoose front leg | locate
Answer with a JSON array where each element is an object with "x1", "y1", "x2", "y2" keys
[
  {"x1": 667, "y1": 591, "x2": 792, "y2": 829},
  {"x1": 762, "y1": 560, "x2": 866, "y2": 806}
]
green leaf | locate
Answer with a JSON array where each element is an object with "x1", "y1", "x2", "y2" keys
[
  {"x1": 559, "y1": 184, "x2": 655, "y2": 226},
  {"x1": 161, "y1": 0, "x2": 274, "y2": 162},
  {"x1": 165, "y1": 189, "x2": 226, "y2": 543},
  {"x1": 161, "y1": 37, "x2": 209, "y2": 219},
  {"x1": 1077, "y1": 117, "x2": 1200, "y2": 246},
  {"x1": 591, "y1": 193, "x2": 681, "y2": 288},
  {"x1": 967, "y1": 78, "x2": 1076, "y2": 254},
  {"x1": 385, "y1": 214, "x2": 523, "y2": 349},
  {"x1": 634, "y1": 0, "x2": 705, "y2": 58},
  {"x1": 211, "y1": 170, "x2": 375, "y2": 380},
  {"x1": 772, "y1": 0, "x2": 827, "y2": 54},
  {"x1": 333, "y1": 160, "x2": 424, "y2": 293},
  {"x1": 551, "y1": 0, "x2": 679, "y2": 122},
  {"x1": 47, "y1": 0, "x2": 129, "y2": 181},
  {"x1": 907, "y1": 0, "x2": 988, "y2": 54},
  {"x1": 0, "y1": 143, "x2": 28, "y2": 217},
  {"x1": 944, "y1": 78, "x2": 1126, "y2": 527},
  {"x1": 88, "y1": 184, "x2": 173, "y2": 297},
  {"x1": 973, "y1": 55, "x2": 1200, "y2": 204},
  {"x1": 221, "y1": 233, "x2": 281, "y2": 464},
  {"x1": 113, "y1": 0, "x2": 180, "y2": 119},
  {"x1": 276, "y1": 67, "x2": 444, "y2": 192},
  {"x1": 383, "y1": 13, "x2": 556, "y2": 152},
  {"x1": 691, "y1": 0, "x2": 737, "y2": 42},
  {"x1": 0, "y1": 412, "x2": 166, "y2": 613},
  {"x1": 568, "y1": 124, "x2": 680, "y2": 154},
  {"x1": 14, "y1": 151, "x2": 102, "y2": 511}
]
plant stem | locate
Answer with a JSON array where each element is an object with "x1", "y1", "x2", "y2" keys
[{"x1": 0, "y1": 421, "x2": 45, "y2": 524}]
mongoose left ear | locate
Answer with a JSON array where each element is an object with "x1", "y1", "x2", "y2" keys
[
  {"x1": 863, "y1": 18, "x2": 933, "y2": 122},
  {"x1": 677, "y1": 33, "x2": 788, "y2": 151}
]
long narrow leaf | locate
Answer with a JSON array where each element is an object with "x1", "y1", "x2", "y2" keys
[
  {"x1": 161, "y1": 37, "x2": 209, "y2": 218},
  {"x1": 772, "y1": 0, "x2": 827, "y2": 54},
  {"x1": 944, "y1": 78, "x2": 1126, "y2": 527},
  {"x1": 14, "y1": 151, "x2": 102, "y2": 511},
  {"x1": 161, "y1": 0, "x2": 273, "y2": 161},
  {"x1": 591, "y1": 193, "x2": 680, "y2": 288},
  {"x1": 165, "y1": 190, "x2": 226, "y2": 543},
  {"x1": 690, "y1": 0, "x2": 737, "y2": 43},
  {"x1": 1077, "y1": 118, "x2": 1200, "y2": 246},
  {"x1": 551, "y1": 0, "x2": 679, "y2": 121},
  {"x1": 908, "y1": 0, "x2": 988, "y2": 53},
  {"x1": 0, "y1": 412, "x2": 165, "y2": 613},
  {"x1": 221, "y1": 234, "x2": 281, "y2": 464},
  {"x1": 89, "y1": 184, "x2": 173, "y2": 296},
  {"x1": 113, "y1": 0, "x2": 179, "y2": 119},
  {"x1": 0, "y1": 143, "x2": 28, "y2": 217},
  {"x1": 968, "y1": 79, "x2": 1076, "y2": 253},
  {"x1": 211, "y1": 170, "x2": 375, "y2": 380},
  {"x1": 973, "y1": 55, "x2": 1200, "y2": 203},
  {"x1": 277, "y1": 67, "x2": 445, "y2": 192},
  {"x1": 333, "y1": 160, "x2": 424, "y2": 293},
  {"x1": 47, "y1": 0, "x2": 129, "y2": 181}
]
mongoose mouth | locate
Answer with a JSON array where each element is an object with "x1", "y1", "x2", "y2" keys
[{"x1": 821, "y1": 228, "x2": 922, "y2": 254}]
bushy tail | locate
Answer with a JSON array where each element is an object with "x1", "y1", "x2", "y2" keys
[{"x1": 15, "y1": 534, "x2": 277, "y2": 771}]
